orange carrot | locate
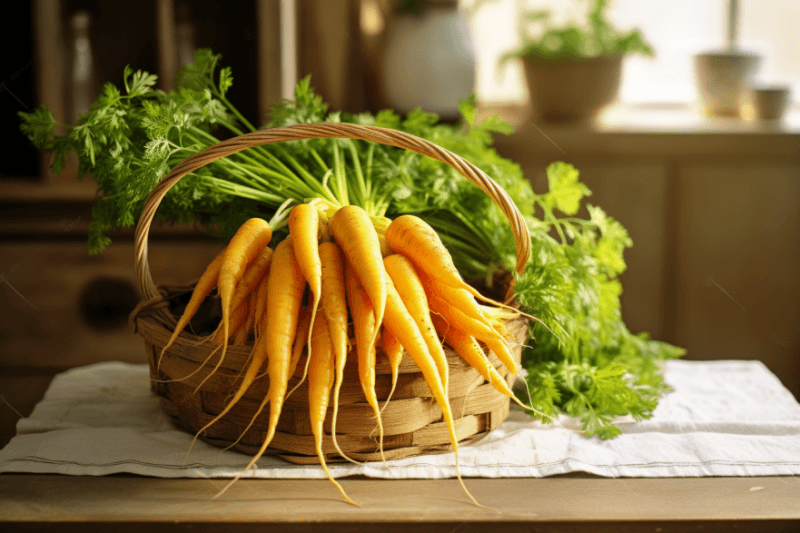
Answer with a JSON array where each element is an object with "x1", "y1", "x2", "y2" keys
[
  {"x1": 330, "y1": 205, "x2": 386, "y2": 354},
  {"x1": 228, "y1": 245, "x2": 273, "y2": 320},
  {"x1": 289, "y1": 203, "x2": 322, "y2": 384},
  {"x1": 191, "y1": 297, "x2": 252, "y2": 394},
  {"x1": 253, "y1": 275, "x2": 270, "y2": 337},
  {"x1": 218, "y1": 218, "x2": 272, "y2": 378},
  {"x1": 307, "y1": 314, "x2": 359, "y2": 506},
  {"x1": 384, "y1": 254, "x2": 449, "y2": 395},
  {"x1": 382, "y1": 276, "x2": 481, "y2": 507},
  {"x1": 427, "y1": 291, "x2": 519, "y2": 375},
  {"x1": 233, "y1": 297, "x2": 255, "y2": 345},
  {"x1": 385, "y1": 214, "x2": 464, "y2": 288},
  {"x1": 288, "y1": 306, "x2": 312, "y2": 380},
  {"x1": 211, "y1": 298, "x2": 250, "y2": 345},
  {"x1": 318, "y1": 241, "x2": 355, "y2": 464},
  {"x1": 345, "y1": 262, "x2": 385, "y2": 462},
  {"x1": 380, "y1": 326, "x2": 402, "y2": 415},
  {"x1": 216, "y1": 237, "x2": 306, "y2": 497},
  {"x1": 432, "y1": 315, "x2": 553, "y2": 419},
  {"x1": 385, "y1": 214, "x2": 512, "y2": 311},
  {"x1": 159, "y1": 245, "x2": 227, "y2": 367},
  {"x1": 188, "y1": 332, "x2": 267, "y2": 457},
  {"x1": 431, "y1": 315, "x2": 497, "y2": 391},
  {"x1": 417, "y1": 268, "x2": 494, "y2": 327}
]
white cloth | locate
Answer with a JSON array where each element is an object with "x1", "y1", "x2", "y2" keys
[{"x1": 2, "y1": 359, "x2": 799, "y2": 479}]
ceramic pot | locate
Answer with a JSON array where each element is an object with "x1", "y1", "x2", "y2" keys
[
  {"x1": 382, "y1": 4, "x2": 475, "y2": 119},
  {"x1": 694, "y1": 51, "x2": 759, "y2": 117},
  {"x1": 521, "y1": 55, "x2": 622, "y2": 123},
  {"x1": 750, "y1": 86, "x2": 790, "y2": 121}
]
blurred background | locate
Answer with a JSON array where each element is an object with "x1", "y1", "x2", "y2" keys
[{"x1": 1, "y1": 0, "x2": 798, "y2": 446}]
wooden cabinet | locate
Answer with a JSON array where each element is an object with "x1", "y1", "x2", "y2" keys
[
  {"x1": 0, "y1": 240, "x2": 224, "y2": 369},
  {"x1": 493, "y1": 107, "x2": 800, "y2": 399},
  {"x1": 509, "y1": 158, "x2": 671, "y2": 340},
  {"x1": 675, "y1": 163, "x2": 800, "y2": 393}
]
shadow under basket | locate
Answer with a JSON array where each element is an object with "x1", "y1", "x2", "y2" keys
[{"x1": 137, "y1": 301, "x2": 527, "y2": 464}]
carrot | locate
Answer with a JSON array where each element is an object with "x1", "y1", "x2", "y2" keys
[
  {"x1": 217, "y1": 218, "x2": 273, "y2": 380},
  {"x1": 226, "y1": 305, "x2": 308, "y2": 454},
  {"x1": 233, "y1": 297, "x2": 255, "y2": 345},
  {"x1": 289, "y1": 204, "x2": 322, "y2": 386},
  {"x1": 432, "y1": 315, "x2": 498, "y2": 392},
  {"x1": 228, "y1": 245, "x2": 273, "y2": 321},
  {"x1": 385, "y1": 214, "x2": 516, "y2": 312},
  {"x1": 211, "y1": 298, "x2": 250, "y2": 345},
  {"x1": 330, "y1": 205, "x2": 386, "y2": 354},
  {"x1": 215, "y1": 237, "x2": 306, "y2": 498},
  {"x1": 382, "y1": 276, "x2": 482, "y2": 507},
  {"x1": 427, "y1": 291, "x2": 519, "y2": 375},
  {"x1": 288, "y1": 306, "x2": 312, "y2": 381},
  {"x1": 318, "y1": 241, "x2": 356, "y2": 464},
  {"x1": 186, "y1": 332, "x2": 268, "y2": 458},
  {"x1": 380, "y1": 326, "x2": 402, "y2": 415},
  {"x1": 345, "y1": 262, "x2": 386, "y2": 463},
  {"x1": 190, "y1": 297, "x2": 252, "y2": 394},
  {"x1": 431, "y1": 315, "x2": 554, "y2": 420},
  {"x1": 383, "y1": 254, "x2": 449, "y2": 395},
  {"x1": 307, "y1": 314, "x2": 359, "y2": 506},
  {"x1": 253, "y1": 275, "x2": 270, "y2": 337},
  {"x1": 371, "y1": 216, "x2": 392, "y2": 258},
  {"x1": 413, "y1": 238, "x2": 558, "y2": 345},
  {"x1": 158, "y1": 245, "x2": 227, "y2": 368},
  {"x1": 159, "y1": 297, "x2": 249, "y2": 389},
  {"x1": 417, "y1": 268, "x2": 494, "y2": 326}
]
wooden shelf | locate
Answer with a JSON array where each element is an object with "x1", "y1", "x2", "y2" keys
[
  {"x1": 0, "y1": 178, "x2": 98, "y2": 202},
  {"x1": 483, "y1": 102, "x2": 800, "y2": 159}
]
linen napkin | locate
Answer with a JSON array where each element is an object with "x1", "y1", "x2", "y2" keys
[{"x1": 2, "y1": 359, "x2": 799, "y2": 478}]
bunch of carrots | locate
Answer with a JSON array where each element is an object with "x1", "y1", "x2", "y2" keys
[{"x1": 158, "y1": 201, "x2": 539, "y2": 507}]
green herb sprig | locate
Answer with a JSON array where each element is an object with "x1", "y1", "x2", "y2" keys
[{"x1": 503, "y1": 0, "x2": 653, "y2": 63}]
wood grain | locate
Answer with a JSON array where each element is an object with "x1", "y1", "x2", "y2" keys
[
  {"x1": 0, "y1": 241, "x2": 224, "y2": 368},
  {"x1": 1, "y1": 474, "x2": 798, "y2": 532},
  {"x1": 675, "y1": 163, "x2": 800, "y2": 398}
]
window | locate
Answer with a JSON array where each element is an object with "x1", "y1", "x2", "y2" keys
[{"x1": 463, "y1": 0, "x2": 800, "y2": 105}]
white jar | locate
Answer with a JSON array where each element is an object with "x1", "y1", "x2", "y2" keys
[{"x1": 382, "y1": 2, "x2": 476, "y2": 119}]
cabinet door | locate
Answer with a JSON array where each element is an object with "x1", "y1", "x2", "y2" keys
[
  {"x1": 509, "y1": 157, "x2": 670, "y2": 341},
  {"x1": 676, "y1": 164, "x2": 800, "y2": 398},
  {"x1": 0, "y1": 240, "x2": 224, "y2": 368}
]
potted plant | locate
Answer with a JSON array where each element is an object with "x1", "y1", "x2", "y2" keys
[{"x1": 503, "y1": 0, "x2": 653, "y2": 122}]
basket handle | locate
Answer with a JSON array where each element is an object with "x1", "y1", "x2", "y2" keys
[{"x1": 134, "y1": 123, "x2": 531, "y2": 313}]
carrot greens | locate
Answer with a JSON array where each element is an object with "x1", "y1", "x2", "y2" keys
[{"x1": 19, "y1": 48, "x2": 683, "y2": 439}]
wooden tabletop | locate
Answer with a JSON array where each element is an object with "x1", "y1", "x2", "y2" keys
[{"x1": 2, "y1": 474, "x2": 799, "y2": 532}]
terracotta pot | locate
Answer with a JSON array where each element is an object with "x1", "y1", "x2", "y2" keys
[{"x1": 522, "y1": 55, "x2": 622, "y2": 123}]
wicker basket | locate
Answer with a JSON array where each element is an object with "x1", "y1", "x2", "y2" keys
[{"x1": 132, "y1": 123, "x2": 531, "y2": 463}]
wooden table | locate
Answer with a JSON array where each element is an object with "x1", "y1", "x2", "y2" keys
[{"x1": 2, "y1": 474, "x2": 799, "y2": 532}]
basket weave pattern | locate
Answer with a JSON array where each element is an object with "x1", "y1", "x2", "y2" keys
[
  {"x1": 140, "y1": 311, "x2": 526, "y2": 463},
  {"x1": 132, "y1": 123, "x2": 531, "y2": 461}
]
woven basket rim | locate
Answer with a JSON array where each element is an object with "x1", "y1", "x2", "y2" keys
[{"x1": 132, "y1": 122, "x2": 531, "y2": 325}]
